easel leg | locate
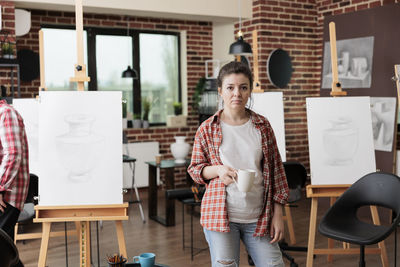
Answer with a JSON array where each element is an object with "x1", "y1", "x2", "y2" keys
[
  {"x1": 116, "y1": 221, "x2": 127, "y2": 258},
  {"x1": 306, "y1": 197, "x2": 318, "y2": 267},
  {"x1": 284, "y1": 205, "x2": 296, "y2": 245},
  {"x1": 38, "y1": 222, "x2": 51, "y2": 267},
  {"x1": 75, "y1": 221, "x2": 81, "y2": 238},
  {"x1": 79, "y1": 221, "x2": 91, "y2": 267},
  {"x1": 370, "y1": 206, "x2": 389, "y2": 267},
  {"x1": 14, "y1": 223, "x2": 18, "y2": 244},
  {"x1": 327, "y1": 197, "x2": 336, "y2": 262}
]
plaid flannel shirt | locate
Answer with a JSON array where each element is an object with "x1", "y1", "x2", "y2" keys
[
  {"x1": 0, "y1": 100, "x2": 30, "y2": 211},
  {"x1": 187, "y1": 109, "x2": 289, "y2": 237}
]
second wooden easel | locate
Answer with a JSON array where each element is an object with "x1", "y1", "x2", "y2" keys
[
  {"x1": 305, "y1": 22, "x2": 388, "y2": 267},
  {"x1": 34, "y1": 204, "x2": 129, "y2": 267},
  {"x1": 34, "y1": 1, "x2": 128, "y2": 267}
]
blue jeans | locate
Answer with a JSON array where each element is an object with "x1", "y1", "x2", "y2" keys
[{"x1": 203, "y1": 222, "x2": 284, "y2": 267}]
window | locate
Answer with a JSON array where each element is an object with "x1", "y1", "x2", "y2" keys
[
  {"x1": 42, "y1": 28, "x2": 88, "y2": 90},
  {"x1": 96, "y1": 35, "x2": 133, "y2": 116},
  {"x1": 42, "y1": 26, "x2": 181, "y2": 124},
  {"x1": 140, "y1": 33, "x2": 180, "y2": 124}
]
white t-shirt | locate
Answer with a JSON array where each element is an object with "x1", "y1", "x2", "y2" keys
[{"x1": 219, "y1": 118, "x2": 264, "y2": 223}]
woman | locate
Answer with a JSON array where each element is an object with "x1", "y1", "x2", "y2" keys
[{"x1": 187, "y1": 61, "x2": 289, "y2": 266}]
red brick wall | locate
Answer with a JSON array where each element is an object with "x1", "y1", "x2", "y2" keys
[
  {"x1": 14, "y1": 9, "x2": 213, "y2": 186},
  {"x1": 0, "y1": 1, "x2": 17, "y2": 95}
]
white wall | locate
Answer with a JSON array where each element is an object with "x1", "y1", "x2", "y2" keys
[
  {"x1": 213, "y1": 22, "x2": 235, "y2": 64},
  {"x1": 14, "y1": 0, "x2": 252, "y2": 22}
]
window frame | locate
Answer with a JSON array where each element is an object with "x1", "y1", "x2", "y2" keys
[{"x1": 41, "y1": 24, "x2": 182, "y2": 125}]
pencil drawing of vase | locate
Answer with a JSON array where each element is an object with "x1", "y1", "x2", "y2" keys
[
  {"x1": 323, "y1": 117, "x2": 358, "y2": 166},
  {"x1": 55, "y1": 114, "x2": 104, "y2": 182}
]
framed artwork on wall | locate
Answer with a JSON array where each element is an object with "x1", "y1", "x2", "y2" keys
[{"x1": 321, "y1": 36, "x2": 374, "y2": 89}]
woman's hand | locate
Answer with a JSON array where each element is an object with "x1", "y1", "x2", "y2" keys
[
  {"x1": 270, "y1": 203, "x2": 284, "y2": 244},
  {"x1": 217, "y1": 165, "x2": 237, "y2": 185}
]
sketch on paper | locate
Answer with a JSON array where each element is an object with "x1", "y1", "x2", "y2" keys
[
  {"x1": 370, "y1": 97, "x2": 396, "y2": 152},
  {"x1": 306, "y1": 97, "x2": 376, "y2": 185},
  {"x1": 250, "y1": 92, "x2": 286, "y2": 161},
  {"x1": 322, "y1": 36, "x2": 374, "y2": 88},
  {"x1": 323, "y1": 117, "x2": 358, "y2": 166},
  {"x1": 56, "y1": 114, "x2": 104, "y2": 182},
  {"x1": 39, "y1": 91, "x2": 123, "y2": 206},
  {"x1": 12, "y1": 99, "x2": 40, "y2": 175}
]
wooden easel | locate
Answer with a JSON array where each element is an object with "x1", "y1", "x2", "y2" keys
[
  {"x1": 252, "y1": 30, "x2": 263, "y2": 93},
  {"x1": 305, "y1": 22, "x2": 388, "y2": 267},
  {"x1": 328, "y1": 22, "x2": 346, "y2": 97},
  {"x1": 69, "y1": 0, "x2": 90, "y2": 90},
  {"x1": 34, "y1": 1, "x2": 128, "y2": 267},
  {"x1": 394, "y1": 65, "x2": 400, "y2": 106},
  {"x1": 34, "y1": 204, "x2": 129, "y2": 267}
]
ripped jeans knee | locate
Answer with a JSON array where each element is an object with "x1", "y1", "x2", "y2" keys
[{"x1": 216, "y1": 259, "x2": 237, "y2": 267}]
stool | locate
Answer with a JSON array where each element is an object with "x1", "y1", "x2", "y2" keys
[
  {"x1": 123, "y1": 155, "x2": 145, "y2": 223},
  {"x1": 180, "y1": 198, "x2": 207, "y2": 261}
]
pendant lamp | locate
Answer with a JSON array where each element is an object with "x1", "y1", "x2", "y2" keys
[
  {"x1": 122, "y1": 65, "x2": 138, "y2": 78},
  {"x1": 229, "y1": 0, "x2": 252, "y2": 56},
  {"x1": 121, "y1": 16, "x2": 138, "y2": 79}
]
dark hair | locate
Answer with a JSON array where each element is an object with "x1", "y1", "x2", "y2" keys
[{"x1": 217, "y1": 61, "x2": 253, "y2": 90}]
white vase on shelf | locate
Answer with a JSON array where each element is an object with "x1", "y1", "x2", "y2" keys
[{"x1": 170, "y1": 136, "x2": 190, "y2": 163}]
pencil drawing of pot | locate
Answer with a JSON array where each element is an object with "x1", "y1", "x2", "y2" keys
[
  {"x1": 323, "y1": 117, "x2": 358, "y2": 166},
  {"x1": 55, "y1": 114, "x2": 104, "y2": 182}
]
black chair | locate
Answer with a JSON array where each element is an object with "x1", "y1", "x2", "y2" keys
[
  {"x1": 0, "y1": 228, "x2": 19, "y2": 267},
  {"x1": 318, "y1": 172, "x2": 400, "y2": 267}
]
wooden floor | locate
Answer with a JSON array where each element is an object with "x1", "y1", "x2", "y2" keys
[{"x1": 16, "y1": 189, "x2": 398, "y2": 267}]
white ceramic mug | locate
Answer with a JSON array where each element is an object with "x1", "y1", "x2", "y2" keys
[{"x1": 234, "y1": 169, "x2": 256, "y2": 192}]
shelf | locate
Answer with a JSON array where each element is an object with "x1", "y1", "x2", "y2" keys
[{"x1": 0, "y1": 58, "x2": 18, "y2": 64}]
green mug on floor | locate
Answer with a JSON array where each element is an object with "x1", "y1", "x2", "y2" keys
[{"x1": 133, "y1": 253, "x2": 155, "y2": 267}]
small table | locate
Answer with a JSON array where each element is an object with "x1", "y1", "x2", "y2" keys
[{"x1": 145, "y1": 160, "x2": 188, "y2": 226}]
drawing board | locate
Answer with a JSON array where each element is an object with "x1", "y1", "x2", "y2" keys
[
  {"x1": 250, "y1": 92, "x2": 286, "y2": 161},
  {"x1": 38, "y1": 91, "x2": 123, "y2": 205},
  {"x1": 12, "y1": 98, "x2": 40, "y2": 176},
  {"x1": 307, "y1": 97, "x2": 376, "y2": 185},
  {"x1": 370, "y1": 97, "x2": 396, "y2": 152}
]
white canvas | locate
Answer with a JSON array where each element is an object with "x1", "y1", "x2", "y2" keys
[
  {"x1": 38, "y1": 91, "x2": 123, "y2": 206},
  {"x1": 370, "y1": 97, "x2": 396, "y2": 152},
  {"x1": 250, "y1": 92, "x2": 286, "y2": 161},
  {"x1": 12, "y1": 98, "x2": 40, "y2": 176},
  {"x1": 306, "y1": 97, "x2": 376, "y2": 185}
]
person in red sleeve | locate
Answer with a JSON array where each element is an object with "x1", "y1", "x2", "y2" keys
[
  {"x1": 188, "y1": 61, "x2": 289, "y2": 266},
  {"x1": 0, "y1": 98, "x2": 29, "y2": 267}
]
